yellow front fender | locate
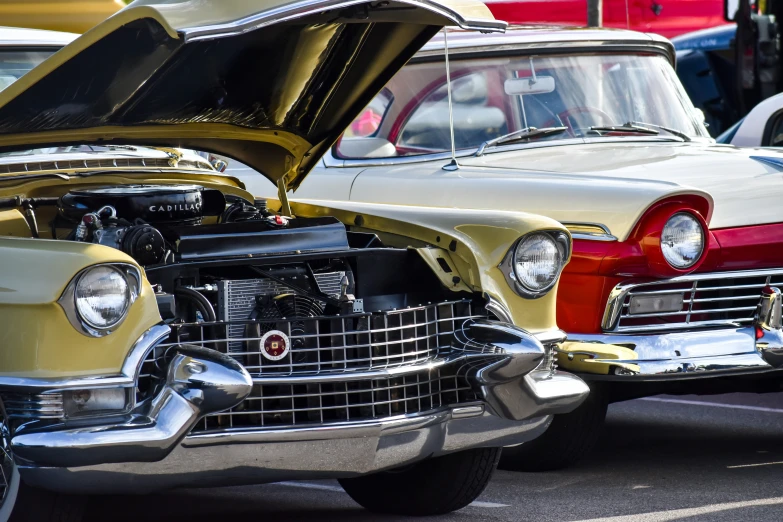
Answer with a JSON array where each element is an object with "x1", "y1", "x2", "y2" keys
[
  {"x1": 292, "y1": 199, "x2": 570, "y2": 335},
  {"x1": 0, "y1": 237, "x2": 161, "y2": 378}
]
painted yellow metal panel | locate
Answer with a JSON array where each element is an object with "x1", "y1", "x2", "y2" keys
[
  {"x1": 0, "y1": 0, "x2": 124, "y2": 34},
  {"x1": 0, "y1": 237, "x2": 161, "y2": 378},
  {"x1": 0, "y1": 209, "x2": 31, "y2": 237},
  {"x1": 291, "y1": 199, "x2": 569, "y2": 335}
]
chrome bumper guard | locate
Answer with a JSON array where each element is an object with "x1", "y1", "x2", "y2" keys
[
  {"x1": 568, "y1": 286, "x2": 783, "y2": 381},
  {"x1": 9, "y1": 320, "x2": 588, "y2": 492}
]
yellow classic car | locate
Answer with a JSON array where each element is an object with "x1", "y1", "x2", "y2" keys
[{"x1": 0, "y1": 1, "x2": 589, "y2": 520}]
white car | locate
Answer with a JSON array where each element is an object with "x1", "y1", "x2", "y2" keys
[
  {"x1": 234, "y1": 26, "x2": 783, "y2": 472},
  {"x1": 0, "y1": 26, "x2": 75, "y2": 91},
  {"x1": 718, "y1": 92, "x2": 783, "y2": 147}
]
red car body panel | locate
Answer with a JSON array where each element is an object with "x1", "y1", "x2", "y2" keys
[
  {"x1": 556, "y1": 194, "x2": 783, "y2": 335},
  {"x1": 486, "y1": 0, "x2": 729, "y2": 39}
]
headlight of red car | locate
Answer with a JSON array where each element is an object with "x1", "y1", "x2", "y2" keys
[{"x1": 660, "y1": 212, "x2": 705, "y2": 269}]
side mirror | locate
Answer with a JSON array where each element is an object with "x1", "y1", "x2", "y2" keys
[
  {"x1": 504, "y1": 76, "x2": 556, "y2": 96},
  {"x1": 694, "y1": 108, "x2": 709, "y2": 129}
]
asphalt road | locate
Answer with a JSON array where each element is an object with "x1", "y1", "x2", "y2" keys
[{"x1": 85, "y1": 392, "x2": 783, "y2": 522}]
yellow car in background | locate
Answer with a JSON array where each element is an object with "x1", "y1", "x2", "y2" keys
[{"x1": 0, "y1": 0, "x2": 123, "y2": 34}]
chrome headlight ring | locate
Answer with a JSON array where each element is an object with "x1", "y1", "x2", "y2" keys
[
  {"x1": 499, "y1": 231, "x2": 570, "y2": 299},
  {"x1": 59, "y1": 263, "x2": 141, "y2": 338}
]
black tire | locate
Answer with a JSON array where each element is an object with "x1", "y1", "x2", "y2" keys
[
  {"x1": 499, "y1": 386, "x2": 608, "y2": 472},
  {"x1": 339, "y1": 448, "x2": 501, "y2": 516}
]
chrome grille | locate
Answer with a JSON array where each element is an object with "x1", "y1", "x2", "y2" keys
[
  {"x1": 154, "y1": 299, "x2": 488, "y2": 376},
  {"x1": 1, "y1": 393, "x2": 64, "y2": 419},
  {"x1": 192, "y1": 366, "x2": 479, "y2": 432},
  {"x1": 217, "y1": 272, "x2": 345, "y2": 352},
  {"x1": 136, "y1": 299, "x2": 490, "y2": 403},
  {"x1": 607, "y1": 269, "x2": 783, "y2": 333},
  {"x1": 0, "y1": 157, "x2": 213, "y2": 174}
]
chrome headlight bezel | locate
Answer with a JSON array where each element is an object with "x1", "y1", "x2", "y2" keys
[
  {"x1": 59, "y1": 263, "x2": 141, "y2": 338},
  {"x1": 661, "y1": 212, "x2": 705, "y2": 269},
  {"x1": 499, "y1": 231, "x2": 570, "y2": 299}
]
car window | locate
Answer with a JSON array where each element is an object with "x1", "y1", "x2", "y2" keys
[
  {"x1": 765, "y1": 111, "x2": 783, "y2": 146},
  {"x1": 346, "y1": 88, "x2": 394, "y2": 138},
  {"x1": 335, "y1": 52, "x2": 709, "y2": 160},
  {"x1": 0, "y1": 50, "x2": 57, "y2": 92}
]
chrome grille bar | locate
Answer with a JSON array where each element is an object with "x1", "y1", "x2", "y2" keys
[
  {"x1": 191, "y1": 366, "x2": 478, "y2": 432},
  {"x1": 604, "y1": 268, "x2": 783, "y2": 333},
  {"x1": 1, "y1": 393, "x2": 64, "y2": 419},
  {"x1": 149, "y1": 300, "x2": 488, "y2": 377}
]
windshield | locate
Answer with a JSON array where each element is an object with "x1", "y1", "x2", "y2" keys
[
  {"x1": 0, "y1": 50, "x2": 57, "y2": 92},
  {"x1": 336, "y1": 52, "x2": 709, "y2": 159}
]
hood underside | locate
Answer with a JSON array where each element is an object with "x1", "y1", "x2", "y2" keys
[{"x1": 0, "y1": 0, "x2": 503, "y2": 190}]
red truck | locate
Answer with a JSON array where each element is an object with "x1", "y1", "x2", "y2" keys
[{"x1": 486, "y1": 0, "x2": 730, "y2": 38}]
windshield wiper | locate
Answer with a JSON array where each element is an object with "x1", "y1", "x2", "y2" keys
[
  {"x1": 589, "y1": 121, "x2": 691, "y2": 142},
  {"x1": 475, "y1": 127, "x2": 568, "y2": 156}
]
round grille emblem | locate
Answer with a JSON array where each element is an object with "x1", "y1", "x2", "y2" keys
[{"x1": 259, "y1": 330, "x2": 290, "y2": 361}]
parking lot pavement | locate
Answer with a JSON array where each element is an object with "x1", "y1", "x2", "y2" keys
[{"x1": 85, "y1": 392, "x2": 783, "y2": 522}]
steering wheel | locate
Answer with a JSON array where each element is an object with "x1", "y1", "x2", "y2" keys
[{"x1": 550, "y1": 106, "x2": 613, "y2": 136}]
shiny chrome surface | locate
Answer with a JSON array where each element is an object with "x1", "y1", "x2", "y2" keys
[
  {"x1": 0, "y1": 324, "x2": 171, "y2": 391},
  {"x1": 497, "y1": 231, "x2": 571, "y2": 300},
  {"x1": 10, "y1": 320, "x2": 588, "y2": 480},
  {"x1": 20, "y1": 410, "x2": 551, "y2": 495},
  {"x1": 602, "y1": 269, "x2": 783, "y2": 333},
  {"x1": 562, "y1": 222, "x2": 618, "y2": 242},
  {"x1": 0, "y1": 154, "x2": 212, "y2": 176},
  {"x1": 152, "y1": 300, "x2": 491, "y2": 377},
  {"x1": 418, "y1": 27, "x2": 674, "y2": 62},
  {"x1": 192, "y1": 367, "x2": 474, "y2": 432},
  {"x1": 0, "y1": 393, "x2": 63, "y2": 420},
  {"x1": 57, "y1": 263, "x2": 141, "y2": 338},
  {"x1": 0, "y1": 403, "x2": 17, "y2": 518},
  {"x1": 756, "y1": 287, "x2": 783, "y2": 368},
  {"x1": 569, "y1": 324, "x2": 783, "y2": 381},
  {"x1": 11, "y1": 346, "x2": 252, "y2": 468}
]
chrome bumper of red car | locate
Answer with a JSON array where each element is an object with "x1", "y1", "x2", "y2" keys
[{"x1": 566, "y1": 287, "x2": 783, "y2": 381}]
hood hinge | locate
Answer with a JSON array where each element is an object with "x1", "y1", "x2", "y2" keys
[{"x1": 277, "y1": 177, "x2": 292, "y2": 217}]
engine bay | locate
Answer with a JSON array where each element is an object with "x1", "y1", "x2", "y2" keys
[{"x1": 0, "y1": 183, "x2": 476, "y2": 382}]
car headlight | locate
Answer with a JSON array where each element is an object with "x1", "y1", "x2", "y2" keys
[
  {"x1": 60, "y1": 264, "x2": 140, "y2": 337},
  {"x1": 661, "y1": 213, "x2": 704, "y2": 269},
  {"x1": 500, "y1": 232, "x2": 570, "y2": 299}
]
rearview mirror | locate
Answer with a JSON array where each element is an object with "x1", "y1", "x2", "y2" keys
[{"x1": 504, "y1": 76, "x2": 556, "y2": 96}]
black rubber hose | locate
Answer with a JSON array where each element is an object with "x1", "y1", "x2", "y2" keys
[{"x1": 174, "y1": 287, "x2": 217, "y2": 322}]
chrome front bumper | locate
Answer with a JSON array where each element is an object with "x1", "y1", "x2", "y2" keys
[
  {"x1": 7, "y1": 320, "x2": 588, "y2": 493},
  {"x1": 565, "y1": 287, "x2": 783, "y2": 381}
]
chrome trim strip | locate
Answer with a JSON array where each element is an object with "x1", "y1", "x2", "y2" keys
[
  {"x1": 601, "y1": 268, "x2": 783, "y2": 332},
  {"x1": 484, "y1": 295, "x2": 513, "y2": 323},
  {"x1": 0, "y1": 324, "x2": 171, "y2": 391},
  {"x1": 562, "y1": 222, "x2": 618, "y2": 242},
  {"x1": 181, "y1": 0, "x2": 506, "y2": 42}
]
